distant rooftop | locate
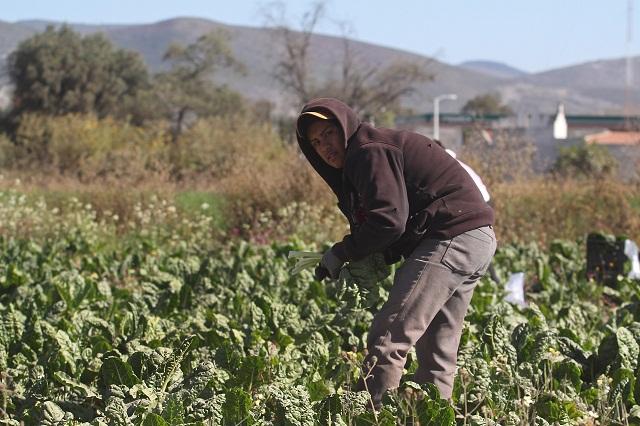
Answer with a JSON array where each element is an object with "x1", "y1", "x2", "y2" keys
[
  {"x1": 396, "y1": 112, "x2": 640, "y2": 130},
  {"x1": 585, "y1": 131, "x2": 640, "y2": 146},
  {"x1": 396, "y1": 113, "x2": 509, "y2": 126}
]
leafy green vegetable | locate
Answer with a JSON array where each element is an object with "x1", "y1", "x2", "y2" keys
[{"x1": 1, "y1": 211, "x2": 639, "y2": 424}]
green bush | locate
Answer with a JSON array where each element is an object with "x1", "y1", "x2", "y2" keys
[
  {"x1": 8, "y1": 25, "x2": 149, "y2": 119},
  {"x1": 169, "y1": 115, "x2": 285, "y2": 180},
  {"x1": 552, "y1": 142, "x2": 618, "y2": 179},
  {"x1": 3, "y1": 113, "x2": 168, "y2": 182}
]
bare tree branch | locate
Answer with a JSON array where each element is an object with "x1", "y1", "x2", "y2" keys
[
  {"x1": 265, "y1": 1, "x2": 325, "y2": 103},
  {"x1": 264, "y1": 2, "x2": 434, "y2": 120}
]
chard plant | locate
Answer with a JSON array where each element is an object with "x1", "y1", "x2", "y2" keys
[{"x1": 1, "y1": 194, "x2": 640, "y2": 424}]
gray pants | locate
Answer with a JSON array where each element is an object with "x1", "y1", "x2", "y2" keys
[{"x1": 361, "y1": 225, "x2": 496, "y2": 403}]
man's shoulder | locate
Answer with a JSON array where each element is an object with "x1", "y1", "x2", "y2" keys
[
  {"x1": 350, "y1": 125, "x2": 404, "y2": 151},
  {"x1": 344, "y1": 136, "x2": 405, "y2": 178},
  {"x1": 346, "y1": 138, "x2": 403, "y2": 161}
]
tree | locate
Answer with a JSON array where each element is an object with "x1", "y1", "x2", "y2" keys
[
  {"x1": 263, "y1": 2, "x2": 433, "y2": 120},
  {"x1": 154, "y1": 30, "x2": 246, "y2": 141},
  {"x1": 7, "y1": 25, "x2": 150, "y2": 119},
  {"x1": 461, "y1": 93, "x2": 512, "y2": 117},
  {"x1": 551, "y1": 142, "x2": 618, "y2": 179}
]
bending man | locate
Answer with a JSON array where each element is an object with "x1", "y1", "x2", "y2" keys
[{"x1": 296, "y1": 98, "x2": 496, "y2": 408}]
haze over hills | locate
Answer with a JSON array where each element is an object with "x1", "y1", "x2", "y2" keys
[
  {"x1": 458, "y1": 60, "x2": 528, "y2": 80},
  {"x1": 1, "y1": 17, "x2": 638, "y2": 116}
]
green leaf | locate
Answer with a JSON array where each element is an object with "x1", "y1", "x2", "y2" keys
[
  {"x1": 307, "y1": 379, "x2": 332, "y2": 401},
  {"x1": 54, "y1": 371, "x2": 98, "y2": 398},
  {"x1": 142, "y1": 413, "x2": 169, "y2": 426},
  {"x1": 161, "y1": 394, "x2": 185, "y2": 424},
  {"x1": 416, "y1": 397, "x2": 455, "y2": 426},
  {"x1": 234, "y1": 355, "x2": 268, "y2": 388},
  {"x1": 635, "y1": 371, "x2": 640, "y2": 406},
  {"x1": 535, "y1": 394, "x2": 582, "y2": 424},
  {"x1": 222, "y1": 387, "x2": 252, "y2": 424},
  {"x1": 264, "y1": 383, "x2": 315, "y2": 425},
  {"x1": 421, "y1": 382, "x2": 443, "y2": 401},
  {"x1": 354, "y1": 408, "x2": 396, "y2": 426},
  {"x1": 41, "y1": 401, "x2": 67, "y2": 424},
  {"x1": 53, "y1": 271, "x2": 96, "y2": 311},
  {"x1": 156, "y1": 335, "x2": 196, "y2": 398},
  {"x1": 609, "y1": 368, "x2": 636, "y2": 405},
  {"x1": 580, "y1": 387, "x2": 600, "y2": 405},
  {"x1": 101, "y1": 356, "x2": 141, "y2": 387},
  {"x1": 340, "y1": 253, "x2": 391, "y2": 289},
  {"x1": 553, "y1": 360, "x2": 583, "y2": 393},
  {"x1": 316, "y1": 394, "x2": 343, "y2": 423},
  {"x1": 617, "y1": 327, "x2": 639, "y2": 371},
  {"x1": 3, "y1": 263, "x2": 28, "y2": 288},
  {"x1": 556, "y1": 335, "x2": 589, "y2": 365},
  {"x1": 128, "y1": 351, "x2": 153, "y2": 380}
]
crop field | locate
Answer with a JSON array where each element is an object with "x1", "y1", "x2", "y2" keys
[{"x1": 1, "y1": 190, "x2": 640, "y2": 425}]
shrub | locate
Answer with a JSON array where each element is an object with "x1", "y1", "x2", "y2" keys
[
  {"x1": 461, "y1": 93, "x2": 513, "y2": 116},
  {"x1": 492, "y1": 178, "x2": 640, "y2": 245},
  {"x1": 170, "y1": 114, "x2": 334, "y2": 226},
  {"x1": 551, "y1": 142, "x2": 618, "y2": 179},
  {"x1": 0, "y1": 133, "x2": 13, "y2": 166},
  {"x1": 169, "y1": 114, "x2": 274, "y2": 180},
  {"x1": 238, "y1": 201, "x2": 348, "y2": 245},
  {"x1": 220, "y1": 148, "x2": 332, "y2": 222},
  {"x1": 2, "y1": 113, "x2": 169, "y2": 183}
]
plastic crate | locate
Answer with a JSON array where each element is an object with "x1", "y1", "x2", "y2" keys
[{"x1": 586, "y1": 233, "x2": 627, "y2": 286}]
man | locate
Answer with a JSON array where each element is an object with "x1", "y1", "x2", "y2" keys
[{"x1": 296, "y1": 98, "x2": 496, "y2": 408}]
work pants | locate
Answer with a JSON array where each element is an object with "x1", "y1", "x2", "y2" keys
[{"x1": 361, "y1": 225, "x2": 497, "y2": 405}]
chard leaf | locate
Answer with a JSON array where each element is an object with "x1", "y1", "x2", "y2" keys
[
  {"x1": 415, "y1": 384, "x2": 455, "y2": 426},
  {"x1": 142, "y1": 413, "x2": 169, "y2": 426},
  {"x1": 53, "y1": 371, "x2": 98, "y2": 398},
  {"x1": 161, "y1": 394, "x2": 185, "y2": 424},
  {"x1": 101, "y1": 356, "x2": 141, "y2": 387},
  {"x1": 222, "y1": 387, "x2": 252, "y2": 424}
]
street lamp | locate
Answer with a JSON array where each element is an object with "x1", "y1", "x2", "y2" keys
[{"x1": 433, "y1": 93, "x2": 457, "y2": 141}]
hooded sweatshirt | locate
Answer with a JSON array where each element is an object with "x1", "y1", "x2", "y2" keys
[{"x1": 296, "y1": 98, "x2": 494, "y2": 264}]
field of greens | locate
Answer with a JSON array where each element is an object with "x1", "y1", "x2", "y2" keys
[{"x1": 1, "y1": 190, "x2": 640, "y2": 425}]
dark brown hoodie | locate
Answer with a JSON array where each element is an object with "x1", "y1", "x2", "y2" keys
[{"x1": 296, "y1": 98, "x2": 494, "y2": 264}]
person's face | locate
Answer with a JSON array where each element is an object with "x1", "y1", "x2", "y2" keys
[{"x1": 306, "y1": 119, "x2": 345, "y2": 168}]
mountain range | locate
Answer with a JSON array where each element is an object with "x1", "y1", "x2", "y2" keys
[{"x1": 1, "y1": 17, "x2": 639, "y2": 116}]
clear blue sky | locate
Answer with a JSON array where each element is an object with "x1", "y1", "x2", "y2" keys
[{"x1": 3, "y1": 0, "x2": 639, "y2": 73}]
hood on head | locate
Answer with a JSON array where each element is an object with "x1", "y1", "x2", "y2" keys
[{"x1": 295, "y1": 98, "x2": 361, "y2": 198}]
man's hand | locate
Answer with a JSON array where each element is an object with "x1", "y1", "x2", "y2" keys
[
  {"x1": 314, "y1": 247, "x2": 345, "y2": 280},
  {"x1": 314, "y1": 265, "x2": 329, "y2": 281}
]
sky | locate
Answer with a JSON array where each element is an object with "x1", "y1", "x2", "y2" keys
[{"x1": 2, "y1": 0, "x2": 639, "y2": 73}]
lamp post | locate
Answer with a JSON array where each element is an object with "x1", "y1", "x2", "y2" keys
[{"x1": 433, "y1": 94, "x2": 457, "y2": 140}]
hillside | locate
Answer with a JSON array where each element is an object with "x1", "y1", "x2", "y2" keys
[
  {"x1": 0, "y1": 17, "x2": 636, "y2": 115},
  {"x1": 521, "y1": 56, "x2": 640, "y2": 111}
]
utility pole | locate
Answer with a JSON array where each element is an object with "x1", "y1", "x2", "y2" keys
[
  {"x1": 625, "y1": 0, "x2": 635, "y2": 126},
  {"x1": 433, "y1": 94, "x2": 457, "y2": 140}
]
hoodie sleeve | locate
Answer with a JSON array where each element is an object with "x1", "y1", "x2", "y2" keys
[{"x1": 332, "y1": 143, "x2": 409, "y2": 261}]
